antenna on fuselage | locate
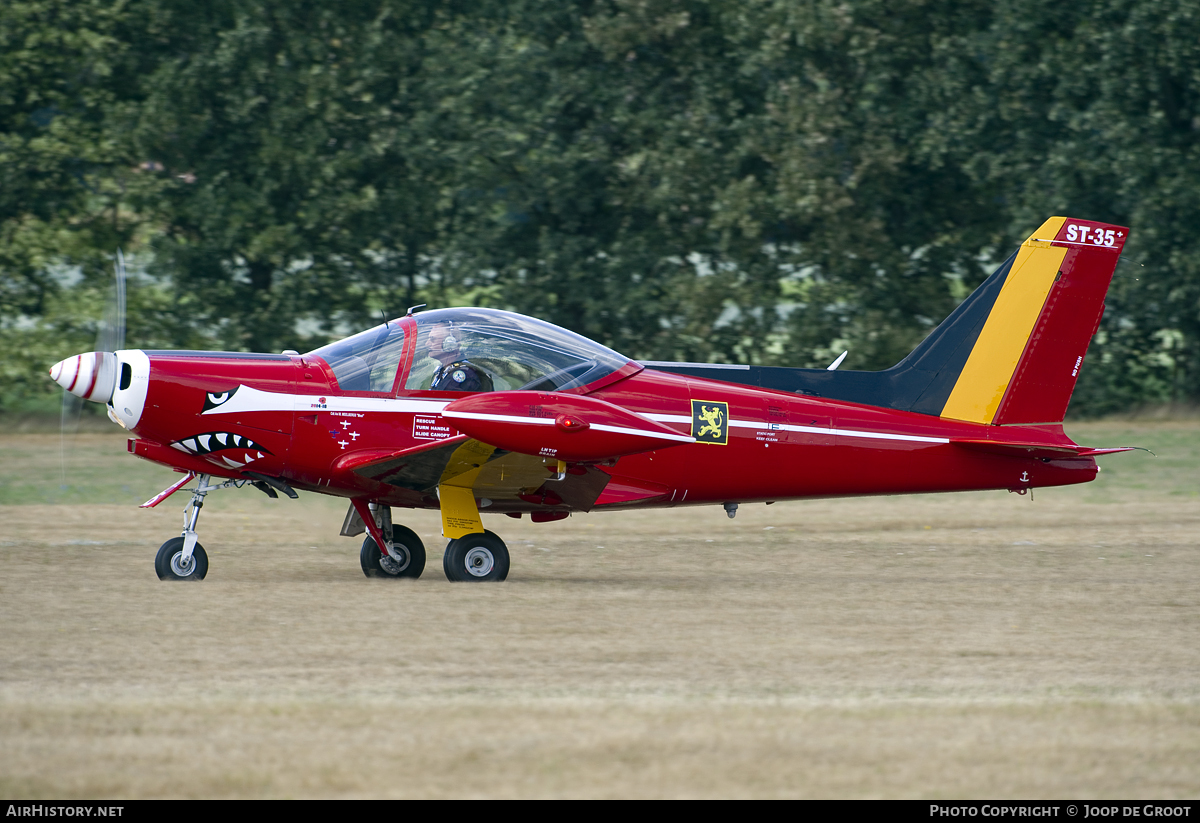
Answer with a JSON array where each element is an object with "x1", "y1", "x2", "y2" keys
[
  {"x1": 406, "y1": 304, "x2": 427, "y2": 316},
  {"x1": 827, "y1": 351, "x2": 849, "y2": 370}
]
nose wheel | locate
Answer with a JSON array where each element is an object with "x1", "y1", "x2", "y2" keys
[
  {"x1": 443, "y1": 530, "x2": 510, "y2": 582},
  {"x1": 155, "y1": 536, "x2": 209, "y2": 580},
  {"x1": 151, "y1": 473, "x2": 227, "y2": 581}
]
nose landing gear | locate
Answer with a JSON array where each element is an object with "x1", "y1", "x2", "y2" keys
[
  {"x1": 148, "y1": 472, "x2": 278, "y2": 581},
  {"x1": 154, "y1": 473, "x2": 227, "y2": 580}
]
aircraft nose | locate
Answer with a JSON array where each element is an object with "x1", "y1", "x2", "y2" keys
[{"x1": 49, "y1": 351, "x2": 118, "y2": 403}]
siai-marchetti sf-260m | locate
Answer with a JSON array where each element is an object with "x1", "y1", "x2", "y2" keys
[{"x1": 51, "y1": 217, "x2": 1135, "y2": 582}]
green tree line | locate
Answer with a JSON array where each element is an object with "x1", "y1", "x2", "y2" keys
[{"x1": 3, "y1": 0, "x2": 1199, "y2": 416}]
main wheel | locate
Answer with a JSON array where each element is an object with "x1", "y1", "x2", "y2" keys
[
  {"x1": 155, "y1": 536, "x2": 209, "y2": 581},
  {"x1": 360, "y1": 525, "x2": 426, "y2": 579},
  {"x1": 443, "y1": 530, "x2": 509, "y2": 582}
]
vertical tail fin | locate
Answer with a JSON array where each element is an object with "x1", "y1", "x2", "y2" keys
[
  {"x1": 937, "y1": 216, "x2": 1128, "y2": 425},
  {"x1": 640, "y1": 216, "x2": 1128, "y2": 422}
]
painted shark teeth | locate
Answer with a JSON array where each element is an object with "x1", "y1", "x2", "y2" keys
[{"x1": 170, "y1": 432, "x2": 271, "y2": 458}]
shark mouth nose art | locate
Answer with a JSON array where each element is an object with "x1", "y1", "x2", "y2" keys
[{"x1": 171, "y1": 431, "x2": 273, "y2": 469}]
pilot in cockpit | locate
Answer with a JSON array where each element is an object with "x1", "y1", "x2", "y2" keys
[{"x1": 424, "y1": 322, "x2": 494, "y2": 392}]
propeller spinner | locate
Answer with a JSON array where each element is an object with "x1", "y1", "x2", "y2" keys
[{"x1": 49, "y1": 350, "x2": 120, "y2": 403}]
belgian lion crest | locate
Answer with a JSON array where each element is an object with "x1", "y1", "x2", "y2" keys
[{"x1": 691, "y1": 400, "x2": 729, "y2": 445}]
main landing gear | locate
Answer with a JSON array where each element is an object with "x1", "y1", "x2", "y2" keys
[
  {"x1": 350, "y1": 500, "x2": 510, "y2": 582},
  {"x1": 443, "y1": 530, "x2": 510, "y2": 582},
  {"x1": 351, "y1": 500, "x2": 427, "y2": 579}
]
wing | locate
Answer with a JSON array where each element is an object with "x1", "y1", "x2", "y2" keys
[
  {"x1": 341, "y1": 435, "x2": 606, "y2": 506},
  {"x1": 343, "y1": 391, "x2": 694, "y2": 538},
  {"x1": 340, "y1": 430, "x2": 615, "y2": 538}
]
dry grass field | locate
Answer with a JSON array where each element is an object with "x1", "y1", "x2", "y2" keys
[{"x1": 1, "y1": 421, "x2": 1198, "y2": 798}]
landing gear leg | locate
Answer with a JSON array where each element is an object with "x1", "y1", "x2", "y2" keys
[
  {"x1": 352, "y1": 500, "x2": 426, "y2": 579},
  {"x1": 148, "y1": 472, "x2": 287, "y2": 580},
  {"x1": 436, "y1": 476, "x2": 508, "y2": 581},
  {"x1": 155, "y1": 473, "x2": 213, "y2": 580}
]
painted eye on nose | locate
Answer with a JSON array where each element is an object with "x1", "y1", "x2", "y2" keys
[{"x1": 202, "y1": 387, "x2": 238, "y2": 411}]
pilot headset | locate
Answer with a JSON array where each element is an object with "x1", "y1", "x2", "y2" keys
[{"x1": 439, "y1": 322, "x2": 459, "y2": 353}]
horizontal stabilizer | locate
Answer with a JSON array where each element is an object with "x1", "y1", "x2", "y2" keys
[
  {"x1": 442, "y1": 391, "x2": 694, "y2": 462},
  {"x1": 952, "y1": 439, "x2": 1136, "y2": 460},
  {"x1": 592, "y1": 476, "x2": 672, "y2": 507}
]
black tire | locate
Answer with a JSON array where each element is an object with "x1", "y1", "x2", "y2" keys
[
  {"x1": 155, "y1": 536, "x2": 209, "y2": 581},
  {"x1": 360, "y1": 525, "x2": 426, "y2": 579},
  {"x1": 443, "y1": 530, "x2": 509, "y2": 582}
]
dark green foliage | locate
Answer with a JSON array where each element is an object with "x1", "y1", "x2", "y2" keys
[{"x1": 3, "y1": 0, "x2": 1199, "y2": 415}]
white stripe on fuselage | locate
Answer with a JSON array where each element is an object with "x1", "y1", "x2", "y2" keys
[
  {"x1": 642, "y1": 413, "x2": 948, "y2": 445},
  {"x1": 442, "y1": 410, "x2": 696, "y2": 444},
  {"x1": 204, "y1": 385, "x2": 948, "y2": 445},
  {"x1": 202, "y1": 384, "x2": 450, "y2": 416}
]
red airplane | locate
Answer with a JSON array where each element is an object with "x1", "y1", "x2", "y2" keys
[{"x1": 50, "y1": 216, "x2": 1134, "y2": 582}]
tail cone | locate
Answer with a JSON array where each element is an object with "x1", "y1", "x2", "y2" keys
[{"x1": 49, "y1": 352, "x2": 118, "y2": 404}]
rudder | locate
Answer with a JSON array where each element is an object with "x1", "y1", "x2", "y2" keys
[{"x1": 938, "y1": 216, "x2": 1128, "y2": 425}]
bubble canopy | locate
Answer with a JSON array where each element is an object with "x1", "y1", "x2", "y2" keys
[{"x1": 307, "y1": 307, "x2": 635, "y2": 393}]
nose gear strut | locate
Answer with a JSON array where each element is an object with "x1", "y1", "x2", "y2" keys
[{"x1": 148, "y1": 472, "x2": 290, "y2": 580}]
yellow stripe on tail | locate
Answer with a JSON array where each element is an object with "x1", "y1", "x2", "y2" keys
[{"x1": 939, "y1": 217, "x2": 1068, "y2": 424}]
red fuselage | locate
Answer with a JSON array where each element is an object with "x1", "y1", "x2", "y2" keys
[{"x1": 124, "y1": 330, "x2": 1095, "y2": 515}]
